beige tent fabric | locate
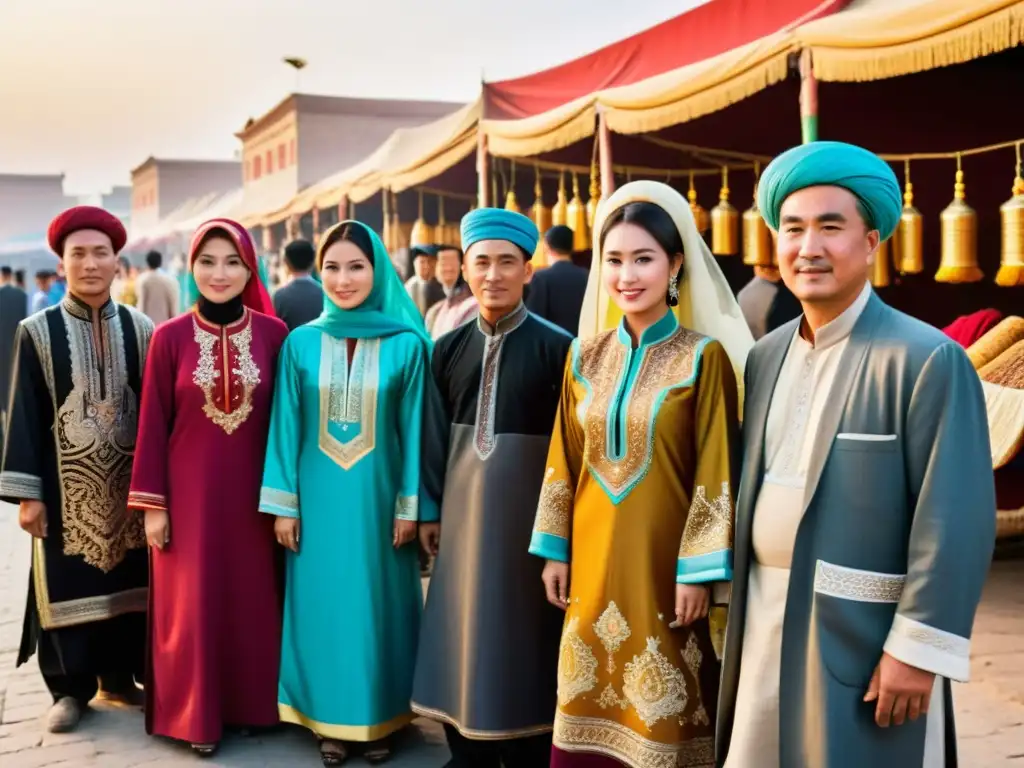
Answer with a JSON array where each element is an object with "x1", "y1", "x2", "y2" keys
[
  {"x1": 794, "y1": 0, "x2": 1024, "y2": 82},
  {"x1": 480, "y1": 95, "x2": 597, "y2": 158},
  {"x1": 256, "y1": 100, "x2": 481, "y2": 223},
  {"x1": 600, "y1": 33, "x2": 794, "y2": 136}
]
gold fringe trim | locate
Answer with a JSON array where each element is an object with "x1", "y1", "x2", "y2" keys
[
  {"x1": 278, "y1": 704, "x2": 414, "y2": 742},
  {"x1": 810, "y1": 3, "x2": 1024, "y2": 83},
  {"x1": 996, "y1": 264, "x2": 1024, "y2": 286},
  {"x1": 484, "y1": 104, "x2": 597, "y2": 159},
  {"x1": 935, "y1": 265, "x2": 984, "y2": 283},
  {"x1": 603, "y1": 53, "x2": 792, "y2": 136}
]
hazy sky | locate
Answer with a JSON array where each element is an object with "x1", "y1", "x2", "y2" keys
[{"x1": 0, "y1": 0, "x2": 706, "y2": 195}]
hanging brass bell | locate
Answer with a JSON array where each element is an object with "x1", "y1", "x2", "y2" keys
[
  {"x1": 710, "y1": 168, "x2": 739, "y2": 256},
  {"x1": 996, "y1": 176, "x2": 1024, "y2": 287},
  {"x1": 742, "y1": 198, "x2": 773, "y2": 266},
  {"x1": 586, "y1": 164, "x2": 602, "y2": 230},
  {"x1": 531, "y1": 167, "x2": 552, "y2": 262},
  {"x1": 552, "y1": 171, "x2": 568, "y2": 227},
  {"x1": 935, "y1": 168, "x2": 982, "y2": 283},
  {"x1": 409, "y1": 189, "x2": 435, "y2": 246},
  {"x1": 688, "y1": 174, "x2": 709, "y2": 235},
  {"x1": 567, "y1": 173, "x2": 590, "y2": 252},
  {"x1": 871, "y1": 237, "x2": 892, "y2": 288},
  {"x1": 897, "y1": 180, "x2": 924, "y2": 275}
]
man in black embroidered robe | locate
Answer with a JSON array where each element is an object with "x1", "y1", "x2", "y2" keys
[
  {"x1": 0, "y1": 207, "x2": 153, "y2": 733},
  {"x1": 412, "y1": 208, "x2": 572, "y2": 767}
]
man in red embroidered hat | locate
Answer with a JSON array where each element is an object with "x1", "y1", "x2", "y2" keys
[{"x1": 0, "y1": 206, "x2": 154, "y2": 734}]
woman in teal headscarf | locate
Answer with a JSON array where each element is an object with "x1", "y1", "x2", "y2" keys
[{"x1": 259, "y1": 220, "x2": 433, "y2": 766}]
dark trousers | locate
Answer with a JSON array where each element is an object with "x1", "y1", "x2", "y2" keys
[
  {"x1": 444, "y1": 724, "x2": 552, "y2": 768},
  {"x1": 38, "y1": 613, "x2": 145, "y2": 705}
]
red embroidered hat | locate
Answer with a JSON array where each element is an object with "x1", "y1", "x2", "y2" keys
[{"x1": 47, "y1": 206, "x2": 128, "y2": 256}]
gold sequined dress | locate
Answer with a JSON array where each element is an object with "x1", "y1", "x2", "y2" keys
[{"x1": 530, "y1": 309, "x2": 739, "y2": 768}]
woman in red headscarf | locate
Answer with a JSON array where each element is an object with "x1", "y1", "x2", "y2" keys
[{"x1": 128, "y1": 219, "x2": 287, "y2": 756}]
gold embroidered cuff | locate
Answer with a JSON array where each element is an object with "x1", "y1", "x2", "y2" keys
[
  {"x1": 0, "y1": 471, "x2": 43, "y2": 500},
  {"x1": 127, "y1": 490, "x2": 167, "y2": 511},
  {"x1": 395, "y1": 494, "x2": 418, "y2": 521},
  {"x1": 679, "y1": 481, "x2": 733, "y2": 559},
  {"x1": 260, "y1": 487, "x2": 299, "y2": 517},
  {"x1": 535, "y1": 472, "x2": 573, "y2": 539}
]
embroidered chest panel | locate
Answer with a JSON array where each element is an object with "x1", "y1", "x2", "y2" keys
[
  {"x1": 318, "y1": 335, "x2": 380, "y2": 470},
  {"x1": 574, "y1": 328, "x2": 705, "y2": 504},
  {"x1": 192, "y1": 313, "x2": 261, "y2": 435},
  {"x1": 25, "y1": 309, "x2": 146, "y2": 573}
]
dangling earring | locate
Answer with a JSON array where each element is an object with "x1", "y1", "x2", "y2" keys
[{"x1": 667, "y1": 272, "x2": 680, "y2": 307}]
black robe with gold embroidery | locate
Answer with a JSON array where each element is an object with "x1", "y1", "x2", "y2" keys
[{"x1": 0, "y1": 294, "x2": 153, "y2": 674}]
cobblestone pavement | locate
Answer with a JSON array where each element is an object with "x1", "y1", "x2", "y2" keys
[{"x1": 3, "y1": 503, "x2": 1024, "y2": 766}]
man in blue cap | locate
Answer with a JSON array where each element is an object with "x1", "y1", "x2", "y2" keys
[
  {"x1": 412, "y1": 208, "x2": 572, "y2": 767},
  {"x1": 717, "y1": 142, "x2": 995, "y2": 768}
]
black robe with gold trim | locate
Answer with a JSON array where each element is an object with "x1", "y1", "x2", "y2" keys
[{"x1": 0, "y1": 294, "x2": 153, "y2": 672}]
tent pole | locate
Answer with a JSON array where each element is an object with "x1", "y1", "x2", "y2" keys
[
  {"x1": 799, "y1": 49, "x2": 819, "y2": 143},
  {"x1": 311, "y1": 207, "x2": 320, "y2": 239},
  {"x1": 477, "y1": 130, "x2": 491, "y2": 207},
  {"x1": 337, "y1": 194, "x2": 349, "y2": 222},
  {"x1": 599, "y1": 110, "x2": 615, "y2": 198}
]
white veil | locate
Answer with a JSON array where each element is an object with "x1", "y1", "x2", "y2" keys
[{"x1": 578, "y1": 180, "x2": 754, "y2": 397}]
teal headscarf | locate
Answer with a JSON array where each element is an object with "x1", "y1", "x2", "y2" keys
[
  {"x1": 308, "y1": 220, "x2": 430, "y2": 344},
  {"x1": 757, "y1": 141, "x2": 902, "y2": 241}
]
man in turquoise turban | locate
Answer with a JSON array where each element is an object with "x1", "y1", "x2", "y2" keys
[
  {"x1": 718, "y1": 142, "x2": 995, "y2": 768},
  {"x1": 411, "y1": 207, "x2": 573, "y2": 767}
]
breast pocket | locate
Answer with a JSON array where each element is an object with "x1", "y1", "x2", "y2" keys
[{"x1": 814, "y1": 560, "x2": 904, "y2": 687}]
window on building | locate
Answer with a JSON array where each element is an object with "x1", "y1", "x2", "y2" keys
[
  {"x1": 266, "y1": 149, "x2": 274, "y2": 174},
  {"x1": 253, "y1": 155, "x2": 262, "y2": 179},
  {"x1": 278, "y1": 143, "x2": 287, "y2": 169}
]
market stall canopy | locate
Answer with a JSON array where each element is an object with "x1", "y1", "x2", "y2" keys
[
  {"x1": 793, "y1": 0, "x2": 1024, "y2": 82},
  {"x1": 263, "y1": 99, "x2": 480, "y2": 221},
  {"x1": 172, "y1": 188, "x2": 243, "y2": 235},
  {"x1": 127, "y1": 192, "x2": 221, "y2": 248},
  {"x1": 482, "y1": 0, "x2": 852, "y2": 120}
]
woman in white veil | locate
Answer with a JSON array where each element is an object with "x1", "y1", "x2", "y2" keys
[{"x1": 530, "y1": 181, "x2": 752, "y2": 768}]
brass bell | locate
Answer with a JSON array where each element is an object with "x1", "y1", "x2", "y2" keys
[
  {"x1": 567, "y1": 173, "x2": 590, "y2": 252},
  {"x1": 935, "y1": 164, "x2": 982, "y2": 283},
  {"x1": 409, "y1": 190, "x2": 434, "y2": 246},
  {"x1": 586, "y1": 163, "x2": 602, "y2": 229},
  {"x1": 871, "y1": 237, "x2": 891, "y2": 288},
  {"x1": 688, "y1": 172, "x2": 709, "y2": 235},
  {"x1": 897, "y1": 174, "x2": 924, "y2": 275},
  {"x1": 552, "y1": 171, "x2": 568, "y2": 227},
  {"x1": 504, "y1": 188, "x2": 521, "y2": 215},
  {"x1": 711, "y1": 167, "x2": 739, "y2": 256},
  {"x1": 531, "y1": 166, "x2": 552, "y2": 262},
  {"x1": 996, "y1": 172, "x2": 1024, "y2": 287}
]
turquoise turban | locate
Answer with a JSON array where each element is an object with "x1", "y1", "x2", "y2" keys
[
  {"x1": 757, "y1": 141, "x2": 902, "y2": 241},
  {"x1": 460, "y1": 207, "x2": 539, "y2": 258}
]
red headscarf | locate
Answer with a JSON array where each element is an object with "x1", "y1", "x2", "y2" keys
[{"x1": 189, "y1": 218, "x2": 275, "y2": 316}]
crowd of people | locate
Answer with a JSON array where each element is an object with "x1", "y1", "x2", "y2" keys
[{"x1": 0, "y1": 140, "x2": 996, "y2": 768}]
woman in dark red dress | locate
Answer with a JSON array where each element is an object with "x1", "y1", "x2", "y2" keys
[{"x1": 129, "y1": 218, "x2": 287, "y2": 756}]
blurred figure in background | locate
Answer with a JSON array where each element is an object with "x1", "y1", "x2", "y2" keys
[
  {"x1": 404, "y1": 245, "x2": 444, "y2": 317},
  {"x1": 737, "y1": 264, "x2": 802, "y2": 341},
  {"x1": 525, "y1": 225, "x2": 588, "y2": 336},
  {"x1": 424, "y1": 245, "x2": 477, "y2": 339},
  {"x1": 0, "y1": 264, "x2": 27, "y2": 443},
  {"x1": 273, "y1": 239, "x2": 323, "y2": 331},
  {"x1": 30, "y1": 270, "x2": 55, "y2": 314},
  {"x1": 135, "y1": 250, "x2": 179, "y2": 326}
]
